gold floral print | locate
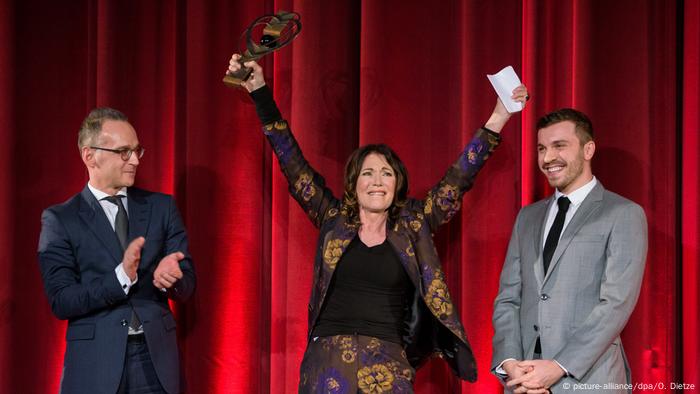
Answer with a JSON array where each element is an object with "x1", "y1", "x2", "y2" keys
[
  {"x1": 467, "y1": 148, "x2": 477, "y2": 164},
  {"x1": 405, "y1": 245, "x2": 415, "y2": 257},
  {"x1": 433, "y1": 269, "x2": 445, "y2": 280},
  {"x1": 358, "y1": 364, "x2": 395, "y2": 393},
  {"x1": 424, "y1": 193, "x2": 433, "y2": 215},
  {"x1": 400, "y1": 368, "x2": 413, "y2": 380},
  {"x1": 410, "y1": 220, "x2": 421, "y2": 232},
  {"x1": 324, "y1": 238, "x2": 351, "y2": 269},
  {"x1": 341, "y1": 350, "x2": 356, "y2": 363},
  {"x1": 427, "y1": 278, "x2": 454, "y2": 317},
  {"x1": 339, "y1": 336, "x2": 353, "y2": 349},
  {"x1": 294, "y1": 172, "x2": 316, "y2": 202},
  {"x1": 436, "y1": 184, "x2": 459, "y2": 211}
]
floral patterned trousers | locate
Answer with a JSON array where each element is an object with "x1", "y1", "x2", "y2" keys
[{"x1": 299, "y1": 334, "x2": 415, "y2": 394}]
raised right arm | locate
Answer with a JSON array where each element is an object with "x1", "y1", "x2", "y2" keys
[{"x1": 228, "y1": 55, "x2": 340, "y2": 227}]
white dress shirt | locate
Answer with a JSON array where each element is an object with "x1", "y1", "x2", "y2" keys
[
  {"x1": 87, "y1": 183, "x2": 137, "y2": 294},
  {"x1": 542, "y1": 176, "x2": 597, "y2": 248}
]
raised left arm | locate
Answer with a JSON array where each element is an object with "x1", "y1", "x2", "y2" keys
[
  {"x1": 422, "y1": 87, "x2": 527, "y2": 231},
  {"x1": 421, "y1": 128, "x2": 501, "y2": 231}
]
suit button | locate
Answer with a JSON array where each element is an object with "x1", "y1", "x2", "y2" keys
[
  {"x1": 534, "y1": 324, "x2": 539, "y2": 331},
  {"x1": 120, "y1": 319, "x2": 128, "y2": 326},
  {"x1": 540, "y1": 294, "x2": 550, "y2": 301}
]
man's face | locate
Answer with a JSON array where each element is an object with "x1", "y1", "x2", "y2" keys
[
  {"x1": 537, "y1": 121, "x2": 594, "y2": 194},
  {"x1": 86, "y1": 120, "x2": 140, "y2": 194}
]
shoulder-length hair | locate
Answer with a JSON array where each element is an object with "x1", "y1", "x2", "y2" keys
[{"x1": 342, "y1": 144, "x2": 409, "y2": 225}]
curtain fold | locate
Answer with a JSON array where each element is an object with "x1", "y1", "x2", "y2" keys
[
  {"x1": 181, "y1": 1, "x2": 270, "y2": 392},
  {"x1": 0, "y1": 0, "x2": 14, "y2": 389},
  {"x1": 683, "y1": 0, "x2": 700, "y2": 388},
  {"x1": 0, "y1": 1, "x2": 694, "y2": 393}
]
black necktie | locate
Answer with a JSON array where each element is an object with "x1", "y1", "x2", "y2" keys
[
  {"x1": 103, "y1": 195, "x2": 141, "y2": 331},
  {"x1": 103, "y1": 195, "x2": 128, "y2": 250},
  {"x1": 542, "y1": 196, "x2": 571, "y2": 274}
]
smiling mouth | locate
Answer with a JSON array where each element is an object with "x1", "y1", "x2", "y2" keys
[
  {"x1": 544, "y1": 164, "x2": 565, "y2": 174},
  {"x1": 368, "y1": 191, "x2": 386, "y2": 196}
]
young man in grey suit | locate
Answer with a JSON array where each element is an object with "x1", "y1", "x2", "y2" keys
[
  {"x1": 38, "y1": 108, "x2": 196, "y2": 393},
  {"x1": 491, "y1": 109, "x2": 647, "y2": 393}
]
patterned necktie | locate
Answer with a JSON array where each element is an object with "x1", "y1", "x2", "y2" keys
[
  {"x1": 542, "y1": 196, "x2": 571, "y2": 274},
  {"x1": 103, "y1": 195, "x2": 141, "y2": 331}
]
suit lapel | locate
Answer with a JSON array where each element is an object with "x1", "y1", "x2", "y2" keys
[
  {"x1": 78, "y1": 186, "x2": 124, "y2": 265},
  {"x1": 322, "y1": 219, "x2": 357, "y2": 274},
  {"x1": 533, "y1": 198, "x2": 553, "y2": 287},
  {"x1": 386, "y1": 226, "x2": 422, "y2": 291},
  {"x1": 543, "y1": 182, "x2": 604, "y2": 284},
  {"x1": 127, "y1": 188, "x2": 151, "y2": 241}
]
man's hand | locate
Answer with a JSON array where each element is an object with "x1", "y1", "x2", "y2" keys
[
  {"x1": 227, "y1": 54, "x2": 266, "y2": 93},
  {"x1": 485, "y1": 84, "x2": 529, "y2": 133},
  {"x1": 122, "y1": 237, "x2": 145, "y2": 282},
  {"x1": 153, "y1": 252, "x2": 185, "y2": 289},
  {"x1": 503, "y1": 359, "x2": 531, "y2": 381},
  {"x1": 507, "y1": 359, "x2": 565, "y2": 393},
  {"x1": 503, "y1": 359, "x2": 542, "y2": 393}
]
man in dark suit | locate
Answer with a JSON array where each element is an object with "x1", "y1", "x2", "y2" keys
[{"x1": 38, "y1": 108, "x2": 196, "y2": 394}]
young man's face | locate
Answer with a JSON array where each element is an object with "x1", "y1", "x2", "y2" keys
[{"x1": 537, "y1": 120, "x2": 595, "y2": 194}]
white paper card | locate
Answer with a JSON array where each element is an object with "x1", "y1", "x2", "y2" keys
[{"x1": 487, "y1": 66, "x2": 523, "y2": 113}]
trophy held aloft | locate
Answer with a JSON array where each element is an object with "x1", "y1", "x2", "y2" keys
[{"x1": 223, "y1": 11, "x2": 302, "y2": 88}]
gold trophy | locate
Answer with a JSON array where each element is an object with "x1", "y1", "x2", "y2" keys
[{"x1": 223, "y1": 11, "x2": 302, "y2": 87}]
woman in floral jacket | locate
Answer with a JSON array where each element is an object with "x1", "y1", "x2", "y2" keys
[{"x1": 228, "y1": 54, "x2": 528, "y2": 393}]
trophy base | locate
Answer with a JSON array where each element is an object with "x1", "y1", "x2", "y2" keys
[{"x1": 223, "y1": 67, "x2": 253, "y2": 88}]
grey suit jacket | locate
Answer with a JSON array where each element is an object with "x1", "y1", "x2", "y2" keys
[{"x1": 492, "y1": 181, "x2": 647, "y2": 393}]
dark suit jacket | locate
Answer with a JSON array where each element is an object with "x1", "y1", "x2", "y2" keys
[
  {"x1": 38, "y1": 186, "x2": 195, "y2": 394},
  {"x1": 263, "y1": 119, "x2": 501, "y2": 381}
]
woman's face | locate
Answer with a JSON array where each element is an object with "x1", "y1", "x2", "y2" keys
[{"x1": 355, "y1": 152, "x2": 396, "y2": 214}]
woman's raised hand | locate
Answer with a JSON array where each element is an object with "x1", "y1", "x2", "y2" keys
[
  {"x1": 485, "y1": 84, "x2": 529, "y2": 133},
  {"x1": 227, "y1": 54, "x2": 266, "y2": 93}
]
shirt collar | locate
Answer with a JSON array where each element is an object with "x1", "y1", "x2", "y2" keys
[
  {"x1": 554, "y1": 176, "x2": 597, "y2": 207},
  {"x1": 87, "y1": 183, "x2": 128, "y2": 201}
]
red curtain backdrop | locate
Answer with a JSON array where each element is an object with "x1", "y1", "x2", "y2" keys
[
  {"x1": 683, "y1": 0, "x2": 700, "y2": 390},
  {"x1": 0, "y1": 0, "x2": 696, "y2": 393}
]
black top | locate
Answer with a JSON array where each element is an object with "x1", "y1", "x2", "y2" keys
[{"x1": 312, "y1": 236, "x2": 414, "y2": 344}]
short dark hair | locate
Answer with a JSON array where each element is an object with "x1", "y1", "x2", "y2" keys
[
  {"x1": 78, "y1": 107, "x2": 129, "y2": 150},
  {"x1": 342, "y1": 144, "x2": 408, "y2": 224},
  {"x1": 536, "y1": 108, "x2": 593, "y2": 144}
]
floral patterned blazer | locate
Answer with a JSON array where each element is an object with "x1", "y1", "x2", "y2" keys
[{"x1": 262, "y1": 119, "x2": 500, "y2": 382}]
